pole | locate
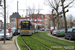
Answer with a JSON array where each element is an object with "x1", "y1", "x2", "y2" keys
[
  {"x1": 4, "y1": 0, "x2": 6, "y2": 44},
  {"x1": 17, "y1": 0, "x2": 18, "y2": 33},
  {"x1": 37, "y1": 14, "x2": 38, "y2": 32},
  {"x1": 49, "y1": 19, "x2": 50, "y2": 32}
]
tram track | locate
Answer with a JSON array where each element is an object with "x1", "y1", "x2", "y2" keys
[
  {"x1": 37, "y1": 34, "x2": 67, "y2": 46},
  {"x1": 36, "y1": 34, "x2": 75, "y2": 49},
  {"x1": 21, "y1": 36, "x2": 31, "y2": 50},
  {"x1": 30, "y1": 37, "x2": 51, "y2": 50}
]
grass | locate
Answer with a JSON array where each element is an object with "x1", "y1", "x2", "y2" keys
[
  {"x1": 14, "y1": 37, "x2": 16, "y2": 45},
  {"x1": 22, "y1": 36, "x2": 49, "y2": 50},
  {"x1": 38, "y1": 32, "x2": 75, "y2": 46},
  {"x1": 17, "y1": 36, "x2": 28, "y2": 50},
  {"x1": 31, "y1": 33, "x2": 70, "y2": 50},
  {"x1": 17, "y1": 32, "x2": 75, "y2": 50},
  {"x1": 38, "y1": 32, "x2": 75, "y2": 50}
]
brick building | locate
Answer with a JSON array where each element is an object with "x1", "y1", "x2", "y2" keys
[
  {"x1": 45, "y1": 14, "x2": 52, "y2": 29},
  {"x1": 28, "y1": 14, "x2": 45, "y2": 29},
  {"x1": 10, "y1": 12, "x2": 52, "y2": 29}
]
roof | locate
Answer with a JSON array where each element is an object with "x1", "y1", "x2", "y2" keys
[{"x1": 10, "y1": 12, "x2": 21, "y2": 18}]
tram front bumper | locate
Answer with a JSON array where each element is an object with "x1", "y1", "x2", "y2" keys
[{"x1": 20, "y1": 32, "x2": 31, "y2": 35}]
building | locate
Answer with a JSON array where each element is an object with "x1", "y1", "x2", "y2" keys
[
  {"x1": 0, "y1": 20, "x2": 3, "y2": 29},
  {"x1": 10, "y1": 12, "x2": 21, "y2": 28},
  {"x1": 28, "y1": 14, "x2": 45, "y2": 29},
  {"x1": 10, "y1": 13, "x2": 52, "y2": 29},
  {"x1": 6, "y1": 23, "x2": 10, "y2": 29},
  {"x1": 45, "y1": 14, "x2": 52, "y2": 29}
]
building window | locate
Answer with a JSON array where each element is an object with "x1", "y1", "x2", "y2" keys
[
  {"x1": 11, "y1": 19, "x2": 15, "y2": 22},
  {"x1": 41, "y1": 15, "x2": 43, "y2": 18},
  {"x1": 13, "y1": 23, "x2": 15, "y2": 26}
]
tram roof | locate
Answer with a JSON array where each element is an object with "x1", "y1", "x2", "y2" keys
[{"x1": 21, "y1": 20, "x2": 30, "y2": 22}]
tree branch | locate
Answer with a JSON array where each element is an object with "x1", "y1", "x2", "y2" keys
[{"x1": 64, "y1": 0, "x2": 74, "y2": 9}]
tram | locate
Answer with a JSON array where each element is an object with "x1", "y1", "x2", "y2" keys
[{"x1": 20, "y1": 20, "x2": 34, "y2": 35}]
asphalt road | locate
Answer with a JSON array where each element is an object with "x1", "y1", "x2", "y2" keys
[{"x1": 0, "y1": 36, "x2": 17, "y2": 50}]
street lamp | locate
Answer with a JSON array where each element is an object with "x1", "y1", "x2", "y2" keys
[
  {"x1": 4, "y1": 0, "x2": 6, "y2": 44},
  {"x1": 0, "y1": 0, "x2": 2, "y2": 5},
  {"x1": 0, "y1": 0, "x2": 1, "y2": 5},
  {"x1": 17, "y1": 0, "x2": 18, "y2": 33},
  {"x1": 0, "y1": 0, "x2": 2, "y2": 6}
]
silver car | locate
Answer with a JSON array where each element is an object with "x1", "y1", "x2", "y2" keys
[
  {"x1": 52, "y1": 30, "x2": 58, "y2": 35},
  {"x1": 11, "y1": 28, "x2": 16, "y2": 35},
  {"x1": 0, "y1": 29, "x2": 13, "y2": 40}
]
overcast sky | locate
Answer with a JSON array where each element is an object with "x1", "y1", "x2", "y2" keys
[{"x1": 0, "y1": 0, "x2": 75, "y2": 23}]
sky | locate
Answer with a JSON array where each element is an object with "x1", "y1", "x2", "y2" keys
[{"x1": 0, "y1": 0, "x2": 75, "y2": 23}]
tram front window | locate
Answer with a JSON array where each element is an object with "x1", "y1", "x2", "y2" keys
[{"x1": 21, "y1": 23, "x2": 30, "y2": 30}]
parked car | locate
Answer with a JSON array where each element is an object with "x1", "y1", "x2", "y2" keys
[
  {"x1": 56, "y1": 30, "x2": 65, "y2": 37},
  {"x1": 11, "y1": 28, "x2": 17, "y2": 35},
  {"x1": 11, "y1": 27, "x2": 20, "y2": 36},
  {"x1": 45, "y1": 29, "x2": 50, "y2": 31},
  {"x1": 0, "y1": 29, "x2": 13, "y2": 40},
  {"x1": 40, "y1": 28, "x2": 45, "y2": 31},
  {"x1": 18, "y1": 28, "x2": 20, "y2": 34},
  {"x1": 52, "y1": 30, "x2": 58, "y2": 35},
  {"x1": 65, "y1": 28, "x2": 75, "y2": 40},
  {"x1": 61, "y1": 29, "x2": 65, "y2": 32}
]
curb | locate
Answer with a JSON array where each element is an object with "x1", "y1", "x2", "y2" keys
[{"x1": 16, "y1": 36, "x2": 20, "y2": 50}]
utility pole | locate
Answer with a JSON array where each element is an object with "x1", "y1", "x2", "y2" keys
[
  {"x1": 4, "y1": 0, "x2": 6, "y2": 43},
  {"x1": 0, "y1": 0, "x2": 2, "y2": 6},
  {"x1": 17, "y1": 0, "x2": 18, "y2": 33}
]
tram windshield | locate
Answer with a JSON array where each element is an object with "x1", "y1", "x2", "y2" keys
[{"x1": 21, "y1": 21, "x2": 31, "y2": 30}]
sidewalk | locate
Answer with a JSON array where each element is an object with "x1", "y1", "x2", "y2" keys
[{"x1": 0, "y1": 36, "x2": 17, "y2": 50}]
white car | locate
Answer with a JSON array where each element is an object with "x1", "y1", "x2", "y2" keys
[
  {"x1": 52, "y1": 30, "x2": 58, "y2": 35},
  {"x1": 0, "y1": 29, "x2": 13, "y2": 40}
]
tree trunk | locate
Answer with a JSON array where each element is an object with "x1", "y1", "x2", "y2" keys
[
  {"x1": 62, "y1": 1, "x2": 67, "y2": 32},
  {"x1": 54, "y1": 20, "x2": 55, "y2": 29},
  {"x1": 53, "y1": 19, "x2": 55, "y2": 29},
  {"x1": 63, "y1": 11, "x2": 67, "y2": 32},
  {"x1": 57, "y1": 11, "x2": 59, "y2": 30}
]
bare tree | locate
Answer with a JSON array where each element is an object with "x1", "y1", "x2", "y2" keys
[
  {"x1": 28, "y1": 5, "x2": 35, "y2": 22},
  {"x1": 45, "y1": 0, "x2": 75, "y2": 31},
  {"x1": 45, "y1": 0, "x2": 61, "y2": 30},
  {"x1": 27, "y1": 5, "x2": 37, "y2": 33},
  {"x1": 59, "y1": 16, "x2": 64, "y2": 29},
  {"x1": 61, "y1": 0, "x2": 74, "y2": 32},
  {"x1": 51, "y1": 9, "x2": 56, "y2": 29}
]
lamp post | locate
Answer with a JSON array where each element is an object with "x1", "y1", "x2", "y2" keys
[
  {"x1": 17, "y1": 0, "x2": 18, "y2": 33},
  {"x1": 4, "y1": 0, "x2": 6, "y2": 44},
  {"x1": 0, "y1": 0, "x2": 2, "y2": 6}
]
